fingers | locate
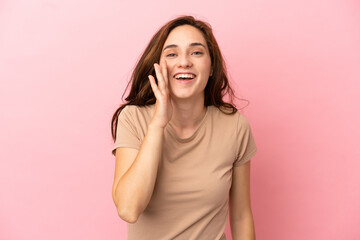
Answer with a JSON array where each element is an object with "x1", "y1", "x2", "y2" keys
[
  {"x1": 148, "y1": 75, "x2": 161, "y2": 98},
  {"x1": 154, "y1": 63, "x2": 166, "y2": 94},
  {"x1": 160, "y1": 59, "x2": 169, "y2": 87}
]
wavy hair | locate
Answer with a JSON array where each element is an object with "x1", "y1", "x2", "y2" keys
[{"x1": 111, "y1": 15, "x2": 247, "y2": 141}]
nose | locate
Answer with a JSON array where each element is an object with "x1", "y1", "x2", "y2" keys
[{"x1": 177, "y1": 54, "x2": 192, "y2": 68}]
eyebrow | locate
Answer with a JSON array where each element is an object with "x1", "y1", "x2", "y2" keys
[{"x1": 162, "y1": 42, "x2": 206, "y2": 51}]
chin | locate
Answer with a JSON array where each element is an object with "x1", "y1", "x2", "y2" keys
[
  {"x1": 171, "y1": 91, "x2": 204, "y2": 101},
  {"x1": 171, "y1": 93, "x2": 192, "y2": 100}
]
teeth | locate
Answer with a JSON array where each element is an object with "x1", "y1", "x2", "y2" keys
[{"x1": 174, "y1": 73, "x2": 196, "y2": 79}]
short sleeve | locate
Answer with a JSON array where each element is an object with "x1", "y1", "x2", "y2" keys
[
  {"x1": 233, "y1": 114, "x2": 258, "y2": 167},
  {"x1": 111, "y1": 106, "x2": 141, "y2": 156}
]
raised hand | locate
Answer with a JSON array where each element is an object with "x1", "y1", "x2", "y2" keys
[{"x1": 148, "y1": 59, "x2": 173, "y2": 128}]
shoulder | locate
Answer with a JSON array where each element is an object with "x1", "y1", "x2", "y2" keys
[
  {"x1": 209, "y1": 105, "x2": 251, "y2": 130},
  {"x1": 121, "y1": 104, "x2": 153, "y2": 113},
  {"x1": 209, "y1": 105, "x2": 242, "y2": 120},
  {"x1": 118, "y1": 105, "x2": 155, "y2": 132},
  {"x1": 120, "y1": 104, "x2": 155, "y2": 119}
]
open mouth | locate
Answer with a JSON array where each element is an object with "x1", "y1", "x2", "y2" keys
[{"x1": 173, "y1": 73, "x2": 196, "y2": 83}]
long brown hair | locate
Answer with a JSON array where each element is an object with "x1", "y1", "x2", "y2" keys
[{"x1": 111, "y1": 15, "x2": 248, "y2": 141}]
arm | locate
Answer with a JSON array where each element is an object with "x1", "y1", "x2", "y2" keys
[
  {"x1": 112, "y1": 60, "x2": 171, "y2": 223},
  {"x1": 112, "y1": 124, "x2": 164, "y2": 223},
  {"x1": 229, "y1": 160, "x2": 256, "y2": 240}
]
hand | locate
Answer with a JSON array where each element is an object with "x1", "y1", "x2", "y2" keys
[{"x1": 148, "y1": 59, "x2": 173, "y2": 128}]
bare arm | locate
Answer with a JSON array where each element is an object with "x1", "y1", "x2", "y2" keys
[
  {"x1": 112, "y1": 124, "x2": 164, "y2": 223},
  {"x1": 229, "y1": 160, "x2": 256, "y2": 240},
  {"x1": 112, "y1": 60, "x2": 172, "y2": 223}
]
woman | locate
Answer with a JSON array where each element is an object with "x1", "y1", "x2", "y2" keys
[{"x1": 111, "y1": 15, "x2": 258, "y2": 240}]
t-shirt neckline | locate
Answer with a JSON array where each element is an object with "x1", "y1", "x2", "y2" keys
[{"x1": 166, "y1": 106, "x2": 210, "y2": 143}]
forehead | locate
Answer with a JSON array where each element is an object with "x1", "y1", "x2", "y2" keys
[{"x1": 164, "y1": 25, "x2": 207, "y2": 48}]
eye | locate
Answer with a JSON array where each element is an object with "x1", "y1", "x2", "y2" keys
[
  {"x1": 192, "y1": 51, "x2": 203, "y2": 56},
  {"x1": 166, "y1": 53, "x2": 177, "y2": 57}
]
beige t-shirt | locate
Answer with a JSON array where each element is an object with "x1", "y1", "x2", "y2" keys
[{"x1": 112, "y1": 104, "x2": 257, "y2": 240}]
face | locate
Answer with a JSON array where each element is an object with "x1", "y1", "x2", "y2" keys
[{"x1": 160, "y1": 25, "x2": 212, "y2": 101}]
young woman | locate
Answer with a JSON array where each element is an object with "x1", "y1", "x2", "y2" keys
[{"x1": 111, "y1": 15, "x2": 258, "y2": 240}]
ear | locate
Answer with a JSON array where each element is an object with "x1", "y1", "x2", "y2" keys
[{"x1": 210, "y1": 68, "x2": 213, "y2": 76}]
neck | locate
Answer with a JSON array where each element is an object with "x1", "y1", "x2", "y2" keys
[{"x1": 169, "y1": 97, "x2": 207, "y2": 129}]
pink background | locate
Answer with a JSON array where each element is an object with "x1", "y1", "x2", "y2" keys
[{"x1": 1, "y1": 0, "x2": 359, "y2": 239}]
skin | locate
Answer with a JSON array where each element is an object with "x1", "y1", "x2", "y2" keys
[
  {"x1": 149, "y1": 24, "x2": 256, "y2": 239},
  {"x1": 230, "y1": 161, "x2": 256, "y2": 239},
  {"x1": 112, "y1": 24, "x2": 256, "y2": 239},
  {"x1": 149, "y1": 24, "x2": 212, "y2": 136}
]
